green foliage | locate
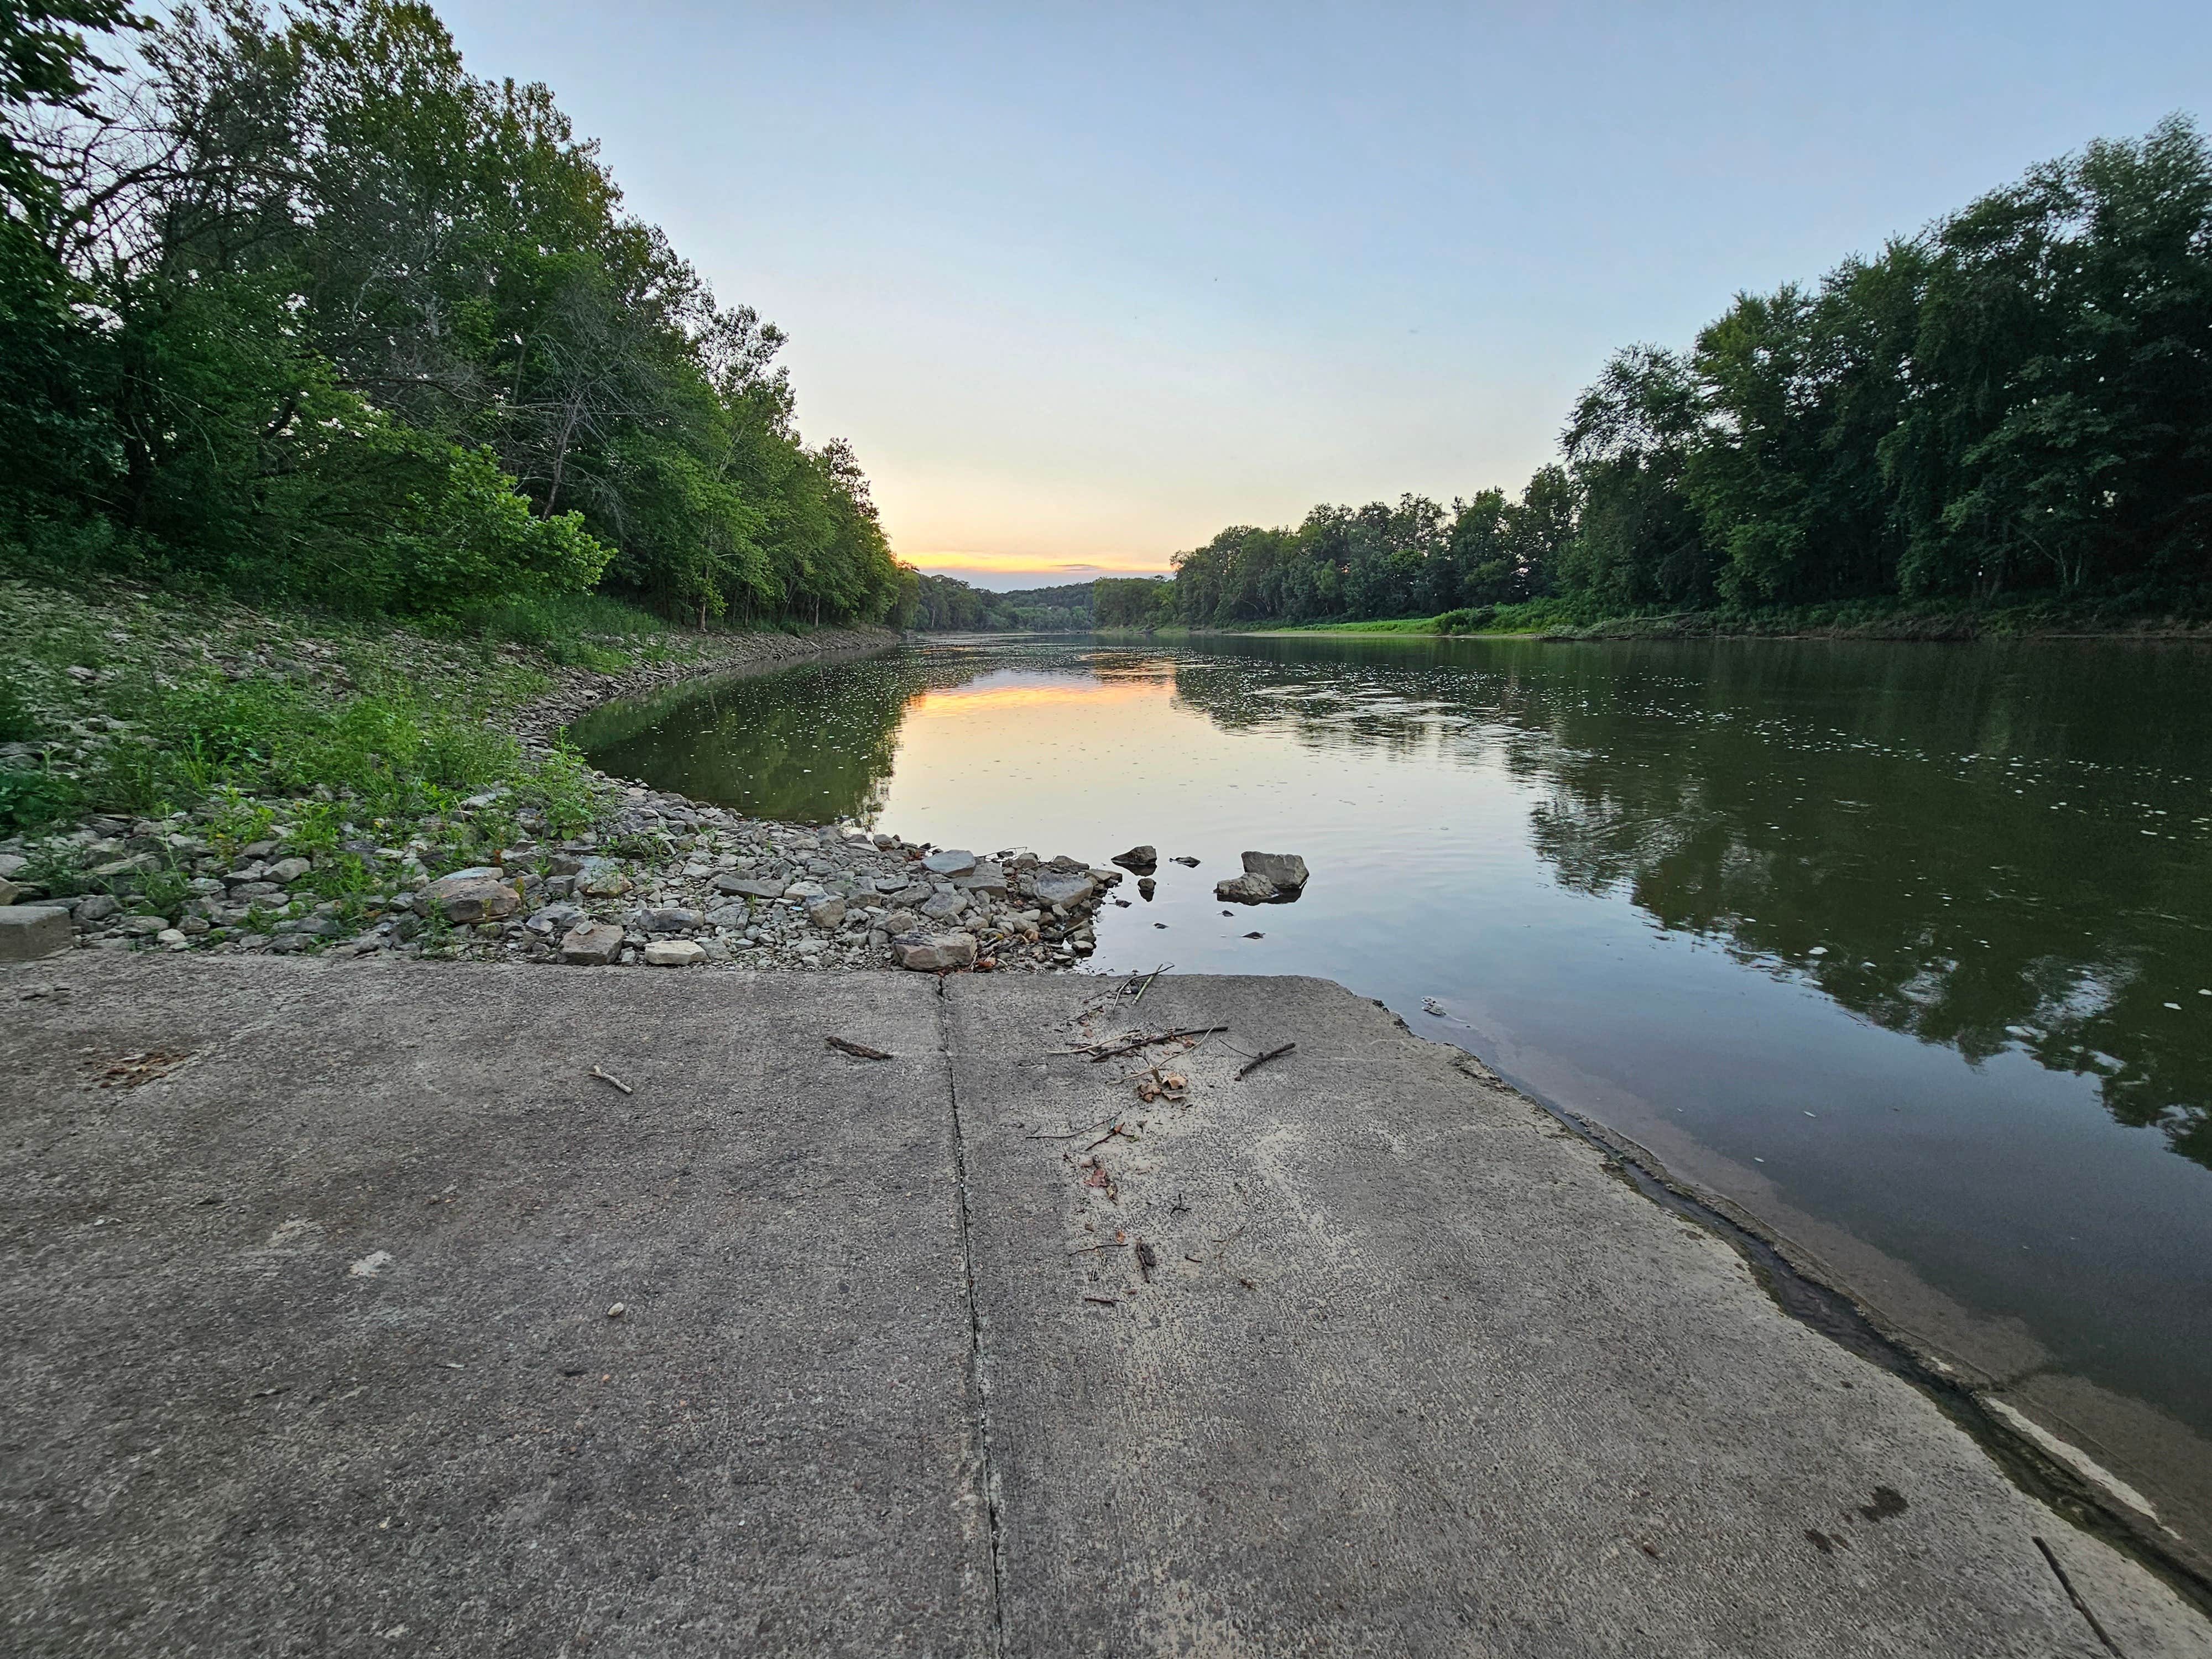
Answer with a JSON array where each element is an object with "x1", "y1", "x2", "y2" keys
[
  {"x1": 0, "y1": 760, "x2": 82, "y2": 831},
  {"x1": 906, "y1": 575, "x2": 1096, "y2": 632},
  {"x1": 0, "y1": 671, "x2": 35, "y2": 740},
  {"x1": 88, "y1": 666, "x2": 589, "y2": 832},
  {"x1": 1157, "y1": 119, "x2": 2212, "y2": 630},
  {"x1": 0, "y1": 0, "x2": 899, "y2": 634}
]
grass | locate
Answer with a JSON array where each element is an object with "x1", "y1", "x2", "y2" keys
[{"x1": 1245, "y1": 592, "x2": 2212, "y2": 641}]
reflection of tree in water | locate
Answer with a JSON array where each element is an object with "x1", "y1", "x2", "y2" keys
[
  {"x1": 566, "y1": 649, "x2": 1010, "y2": 825},
  {"x1": 1171, "y1": 638, "x2": 2212, "y2": 1170}
]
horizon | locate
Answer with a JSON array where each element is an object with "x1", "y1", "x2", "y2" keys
[{"x1": 434, "y1": 1, "x2": 2212, "y2": 588}]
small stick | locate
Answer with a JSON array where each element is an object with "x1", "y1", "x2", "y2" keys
[
  {"x1": 1084, "y1": 1025, "x2": 1228, "y2": 1063},
  {"x1": 1082, "y1": 1295, "x2": 1120, "y2": 1307},
  {"x1": 1235, "y1": 1042, "x2": 1296, "y2": 1081},
  {"x1": 1131, "y1": 963, "x2": 1172, "y2": 1003},
  {"x1": 589, "y1": 1065, "x2": 633, "y2": 1095},
  {"x1": 1082, "y1": 1122, "x2": 1133, "y2": 1154},
  {"x1": 1029, "y1": 1113, "x2": 1123, "y2": 1141},
  {"x1": 826, "y1": 1035, "x2": 892, "y2": 1061}
]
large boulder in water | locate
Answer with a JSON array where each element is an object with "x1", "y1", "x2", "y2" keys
[{"x1": 1241, "y1": 851, "x2": 1310, "y2": 892}]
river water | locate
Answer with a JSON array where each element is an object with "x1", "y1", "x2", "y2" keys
[{"x1": 570, "y1": 633, "x2": 2212, "y2": 1503}]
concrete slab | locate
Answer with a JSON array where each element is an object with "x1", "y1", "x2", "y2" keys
[
  {"x1": 0, "y1": 904, "x2": 71, "y2": 962},
  {"x1": 3, "y1": 956, "x2": 2207, "y2": 1656},
  {"x1": 942, "y1": 973, "x2": 2212, "y2": 1657},
  {"x1": 0, "y1": 957, "x2": 992, "y2": 1656}
]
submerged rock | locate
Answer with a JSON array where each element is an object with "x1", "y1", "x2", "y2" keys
[
  {"x1": 1241, "y1": 851, "x2": 1310, "y2": 892},
  {"x1": 1111, "y1": 845, "x2": 1158, "y2": 874},
  {"x1": 1214, "y1": 873, "x2": 1276, "y2": 904}
]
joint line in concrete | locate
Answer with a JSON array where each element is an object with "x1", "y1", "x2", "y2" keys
[{"x1": 936, "y1": 978, "x2": 1009, "y2": 1655}]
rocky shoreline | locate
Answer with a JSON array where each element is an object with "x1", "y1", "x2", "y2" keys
[{"x1": 0, "y1": 592, "x2": 1119, "y2": 974}]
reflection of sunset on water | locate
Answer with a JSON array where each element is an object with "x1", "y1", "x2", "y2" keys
[{"x1": 906, "y1": 677, "x2": 1161, "y2": 719}]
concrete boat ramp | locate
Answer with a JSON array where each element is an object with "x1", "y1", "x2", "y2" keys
[{"x1": 4, "y1": 956, "x2": 2208, "y2": 1656}]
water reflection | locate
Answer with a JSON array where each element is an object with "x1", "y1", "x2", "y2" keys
[
  {"x1": 572, "y1": 637, "x2": 2212, "y2": 1176},
  {"x1": 1162, "y1": 638, "x2": 2212, "y2": 1172}
]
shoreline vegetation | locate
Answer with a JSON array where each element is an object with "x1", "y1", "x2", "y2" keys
[
  {"x1": 1070, "y1": 119, "x2": 2212, "y2": 644},
  {"x1": 1095, "y1": 594, "x2": 2212, "y2": 643},
  {"x1": 0, "y1": 578, "x2": 1115, "y2": 972}
]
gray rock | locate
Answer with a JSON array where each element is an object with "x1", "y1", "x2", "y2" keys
[
  {"x1": 805, "y1": 895, "x2": 848, "y2": 930},
  {"x1": 229, "y1": 881, "x2": 285, "y2": 900},
  {"x1": 119, "y1": 915, "x2": 169, "y2": 937},
  {"x1": 0, "y1": 905, "x2": 71, "y2": 961},
  {"x1": 1214, "y1": 873, "x2": 1278, "y2": 904},
  {"x1": 89, "y1": 853, "x2": 161, "y2": 879},
  {"x1": 921, "y1": 849, "x2": 977, "y2": 877},
  {"x1": 704, "y1": 904, "x2": 748, "y2": 929},
  {"x1": 1137, "y1": 877, "x2": 1156, "y2": 901},
  {"x1": 0, "y1": 853, "x2": 25, "y2": 880},
  {"x1": 782, "y1": 880, "x2": 828, "y2": 901},
  {"x1": 423, "y1": 874, "x2": 520, "y2": 924},
  {"x1": 73, "y1": 894, "x2": 122, "y2": 925},
  {"x1": 440, "y1": 865, "x2": 505, "y2": 883},
  {"x1": 267, "y1": 857, "x2": 314, "y2": 884},
  {"x1": 0, "y1": 878, "x2": 18, "y2": 907},
  {"x1": 185, "y1": 877, "x2": 225, "y2": 896},
  {"x1": 1111, "y1": 845, "x2": 1157, "y2": 874},
  {"x1": 952, "y1": 862, "x2": 1008, "y2": 896},
  {"x1": 919, "y1": 889, "x2": 968, "y2": 922},
  {"x1": 560, "y1": 920, "x2": 624, "y2": 965},
  {"x1": 645, "y1": 907, "x2": 701, "y2": 934},
  {"x1": 714, "y1": 872, "x2": 787, "y2": 898},
  {"x1": 1241, "y1": 851, "x2": 1310, "y2": 891},
  {"x1": 1031, "y1": 873, "x2": 1097, "y2": 909},
  {"x1": 643, "y1": 938, "x2": 707, "y2": 968},
  {"x1": 894, "y1": 932, "x2": 976, "y2": 971},
  {"x1": 880, "y1": 908, "x2": 920, "y2": 936},
  {"x1": 575, "y1": 857, "x2": 633, "y2": 898}
]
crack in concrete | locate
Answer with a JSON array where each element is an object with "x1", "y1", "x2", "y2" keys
[{"x1": 936, "y1": 977, "x2": 1009, "y2": 1656}]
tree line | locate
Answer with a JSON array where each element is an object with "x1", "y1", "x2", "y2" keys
[
  {"x1": 1164, "y1": 118, "x2": 2212, "y2": 629},
  {"x1": 907, "y1": 575, "x2": 1092, "y2": 632},
  {"x1": 0, "y1": 0, "x2": 909, "y2": 627}
]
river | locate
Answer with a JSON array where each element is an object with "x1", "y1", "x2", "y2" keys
[{"x1": 569, "y1": 632, "x2": 2212, "y2": 1525}]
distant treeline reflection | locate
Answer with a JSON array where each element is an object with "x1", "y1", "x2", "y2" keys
[{"x1": 1168, "y1": 639, "x2": 2212, "y2": 1170}]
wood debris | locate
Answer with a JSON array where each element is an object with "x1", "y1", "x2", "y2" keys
[{"x1": 93, "y1": 1050, "x2": 193, "y2": 1089}]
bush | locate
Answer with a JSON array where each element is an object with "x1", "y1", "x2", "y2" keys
[
  {"x1": 0, "y1": 763, "x2": 83, "y2": 832},
  {"x1": 0, "y1": 673, "x2": 35, "y2": 742}
]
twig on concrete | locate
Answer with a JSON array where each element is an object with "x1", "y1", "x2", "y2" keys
[
  {"x1": 1029, "y1": 1113, "x2": 1123, "y2": 1141},
  {"x1": 1081, "y1": 1025, "x2": 1228, "y2": 1064},
  {"x1": 589, "y1": 1065, "x2": 633, "y2": 1095},
  {"x1": 1083, "y1": 1121, "x2": 1135, "y2": 1154},
  {"x1": 825, "y1": 1035, "x2": 892, "y2": 1061},
  {"x1": 1235, "y1": 1042, "x2": 1296, "y2": 1081},
  {"x1": 1082, "y1": 1295, "x2": 1120, "y2": 1307},
  {"x1": 1136, "y1": 1240, "x2": 1157, "y2": 1282},
  {"x1": 1120, "y1": 963, "x2": 1172, "y2": 1003}
]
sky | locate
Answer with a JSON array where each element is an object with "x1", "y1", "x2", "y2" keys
[{"x1": 435, "y1": 2, "x2": 2212, "y2": 589}]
